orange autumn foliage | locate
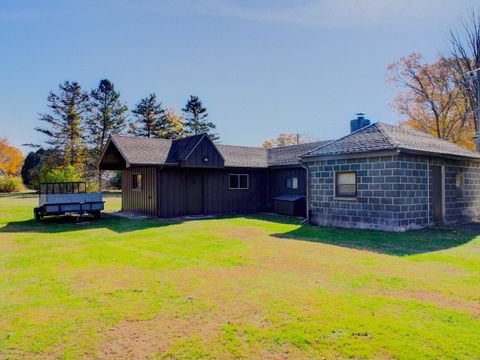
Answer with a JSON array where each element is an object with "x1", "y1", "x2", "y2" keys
[
  {"x1": 0, "y1": 138, "x2": 24, "y2": 175},
  {"x1": 386, "y1": 53, "x2": 475, "y2": 150}
]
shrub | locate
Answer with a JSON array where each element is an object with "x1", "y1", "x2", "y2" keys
[
  {"x1": 38, "y1": 165, "x2": 82, "y2": 183},
  {"x1": 109, "y1": 170, "x2": 122, "y2": 190},
  {"x1": 86, "y1": 180, "x2": 99, "y2": 192},
  {"x1": 0, "y1": 176, "x2": 24, "y2": 193}
]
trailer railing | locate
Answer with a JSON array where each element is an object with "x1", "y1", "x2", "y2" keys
[{"x1": 38, "y1": 182, "x2": 87, "y2": 195}]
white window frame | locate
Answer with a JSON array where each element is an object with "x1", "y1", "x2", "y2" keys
[
  {"x1": 286, "y1": 176, "x2": 299, "y2": 189},
  {"x1": 132, "y1": 173, "x2": 142, "y2": 191},
  {"x1": 229, "y1": 174, "x2": 249, "y2": 190},
  {"x1": 335, "y1": 171, "x2": 357, "y2": 198}
]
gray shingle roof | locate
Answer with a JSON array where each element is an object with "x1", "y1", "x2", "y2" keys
[
  {"x1": 109, "y1": 134, "x2": 325, "y2": 168},
  {"x1": 216, "y1": 144, "x2": 269, "y2": 167},
  {"x1": 111, "y1": 135, "x2": 174, "y2": 165},
  {"x1": 268, "y1": 140, "x2": 332, "y2": 166},
  {"x1": 304, "y1": 122, "x2": 480, "y2": 160}
]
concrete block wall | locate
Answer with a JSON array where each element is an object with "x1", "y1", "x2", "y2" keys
[
  {"x1": 305, "y1": 154, "x2": 480, "y2": 231},
  {"x1": 441, "y1": 158, "x2": 480, "y2": 222}
]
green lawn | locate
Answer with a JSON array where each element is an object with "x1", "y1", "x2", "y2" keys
[{"x1": 1, "y1": 193, "x2": 480, "y2": 359}]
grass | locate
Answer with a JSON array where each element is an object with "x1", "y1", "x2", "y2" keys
[{"x1": 1, "y1": 193, "x2": 480, "y2": 359}]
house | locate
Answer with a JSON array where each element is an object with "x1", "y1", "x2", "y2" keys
[
  {"x1": 98, "y1": 133, "x2": 329, "y2": 217},
  {"x1": 302, "y1": 120, "x2": 480, "y2": 231},
  {"x1": 98, "y1": 114, "x2": 480, "y2": 231}
]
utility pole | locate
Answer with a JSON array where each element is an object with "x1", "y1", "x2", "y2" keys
[
  {"x1": 465, "y1": 68, "x2": 480, "y2": 151},
  {"x1": 478, "y1": 70, "x2": 480, "y2": 151}
]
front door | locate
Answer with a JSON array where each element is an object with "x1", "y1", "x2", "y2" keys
[
  {"x1": 432, "y1": 165, "x2": 444, "y2": 223},
  {"x1": 186, "y1": 171, "x2": 204, "y2": 215}
]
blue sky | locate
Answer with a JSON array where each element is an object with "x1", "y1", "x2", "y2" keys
[{"x1": 0, "y1": 0, "x2": 478, "y2": 152}]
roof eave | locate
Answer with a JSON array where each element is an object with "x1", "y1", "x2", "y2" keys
[
  {"x1": 398, "y1": 148, "x2": 480, "y2": 161},
  {"x1": 301, "y1": 149, "x2": 400, "y2": 162},
  {"x1": 97, "y1": 136, "x2": 131, "y2": 169}
]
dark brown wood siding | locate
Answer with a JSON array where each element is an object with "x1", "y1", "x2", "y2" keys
[
  {"x1": 157, "y1": 168, "x2": 267, "y2": 217},
  {"x1": 121, "y1": 167, "x2": 157, "y2": 215},
  {"x1": 181, "y1": 136, "x2": 224, "y2": 168},
  {"x1": 268, "y1": 167, "x2": 307, "y2": 209},
  {"x1": 203, "y1": 169, "x2": 267, "y2": 214},
  {"x1": 157, "y1": 168, "x2": 186, "y2": 217}
]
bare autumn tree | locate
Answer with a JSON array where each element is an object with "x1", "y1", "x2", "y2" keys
[
  {"x1": 386, "y1": 53, "x2": 474, "y2": 149},
  {"x1": 449, "y1": 9, "x2": 480, "y2": 138}
]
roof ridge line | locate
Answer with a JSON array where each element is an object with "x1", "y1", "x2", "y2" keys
[
  {"x1": 113, "y1": 134, "x2": 174, "y2": 141},
  {"x1": 266, "y1": 140, "x2": 328, "y2": 150},
  {"x1": 302, "y1": 123, "x2": 379, "y2": 157},
  {"x1": 375, "y1": 122, "x2": 400, "y2": 150},
  {"x1": 381, "y1": 122, "x2": 480, "y2": 156}
]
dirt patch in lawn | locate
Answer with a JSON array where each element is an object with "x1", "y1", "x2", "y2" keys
[
  {"x1": 0, "y1": 237, "x2": 19, "y2": 251},
  {"x1": 96, "y1": 314, "x2": 208, "y2": 359},
  {"x1": 371, "y1": 288, "x2": 480, "y2": 317}
]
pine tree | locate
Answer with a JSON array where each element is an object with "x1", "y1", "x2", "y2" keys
[
  {"x1": 87, "y1": 79, "x2": 128, "y2": 188},
  {"x1": 130, "y1": 94, "x2": 178, "y2": 138},
  {"x1": 182, "y1": 95, "x2": 219, "y2": 141},
  {"x1": 36, "y1": 81, "x2": 91, "y2": 169}
]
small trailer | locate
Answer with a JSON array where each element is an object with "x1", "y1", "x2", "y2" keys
[{"x1": 34, "y1": 182, "x2": 104, "y2": 222}]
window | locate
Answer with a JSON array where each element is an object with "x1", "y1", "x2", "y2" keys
[
  {"x1": 335, "y1": 172, "x2": 357, "y2": 198},
  {"x1": 455, "y1": 173, "x2": 464, "y2": 197},
  {"x1": 132, "y1": 174, "x2": 142, "y2": 191},
  {"x1": 229, "y1": 174, "x2": 248, "y2": 189},
  {"x1": 286, "y1": 176, "x2": 299, "y2": 189}
]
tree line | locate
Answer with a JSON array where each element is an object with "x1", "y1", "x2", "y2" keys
[
  {"x1": 386, "y1": 10, "x2": 480, "y2": 149},
  {"x1": 23, "y1": 80, "x2": 218, "y2": 188}
]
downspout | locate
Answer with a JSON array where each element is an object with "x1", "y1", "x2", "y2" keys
[
  {"x1": 300, "y1": 162, "x2": 310, "y2": 224},
  {"x1": 427, "y1": 158, "x2": 431, "y2": 225}
]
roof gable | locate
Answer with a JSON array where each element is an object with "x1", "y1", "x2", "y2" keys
[
  {"x1": 165, "y1": 134, "x2": 205, "y2": 163},
  {"x1": 180, "y1": 134, "x2": 225, "y2": 168},
  {"x1": 109, "y1": 135, "x2": 174, "y2": 166}
]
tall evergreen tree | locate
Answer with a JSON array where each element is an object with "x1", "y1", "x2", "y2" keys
[
  {"x1": 130, "y1": 94, "x2": 178, "y2": 138},
  {"x1": 36, "y1": 81, "x2": 91, "y2": 169},
  {"x1": 182, "y1": 95, "x2": 219, "y2": 141},
  {"x1": 87, "y1": 79, "x2": 128, "y2": 188}
]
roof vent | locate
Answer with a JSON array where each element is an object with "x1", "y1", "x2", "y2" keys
[{"x1": 350, "y1": 113, "x2": 371, "y2": 133}]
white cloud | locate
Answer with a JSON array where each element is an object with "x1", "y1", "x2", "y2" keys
[
  {"x1": 91, "y1": 0, "x2": 475, "y2": 29},
  {"x1": 190, "y1": 0, "x2": 467, "y2": 28}
]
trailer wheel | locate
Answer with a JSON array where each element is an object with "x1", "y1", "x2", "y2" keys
[
  {"x1": 93, "y1": 211, "x2": 101, "y2": 219},
  {"x1": 34, "y1": 210, "x2": 42, "y2": 223}
]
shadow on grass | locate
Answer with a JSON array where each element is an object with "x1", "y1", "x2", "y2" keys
[
  {"x1": 249, "y1": 214, "x2": 480, "y2": 256},
  {"x1": 0, "y1": 214, "x2": 179, "y2": 234},
  {"x1": 274, "y1": 225, "x2": 478, "y2": 256},
  {"x1": 2, "y1": 209, "x2": 479, "y2": 255}
]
